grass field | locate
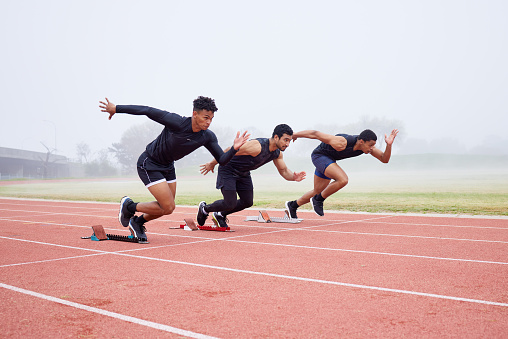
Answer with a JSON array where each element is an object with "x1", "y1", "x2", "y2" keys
[{"x1": 1, "y1": 164, "x2": 507, "y2": 216}]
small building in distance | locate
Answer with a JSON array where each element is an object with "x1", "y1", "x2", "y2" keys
[{"x1": 0, "y1": 147, "x2": 71, "y2": 179}]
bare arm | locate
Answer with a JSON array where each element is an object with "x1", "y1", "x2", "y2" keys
[
  {"x1": 292, "y1": 130, "x2": 347, "y2": 152},
  {"x1": 200, "y1": 139, "x2": 261, "y2": 175},
  {"x1": 205, "y1": 131, "x2": 250, "y2": 166},
  {"x1": 272, "y1": 153, "x2": 306, "y2": 181},
  {"x1": 370, "y1": 129, "x2": 399, "y2": 163}
]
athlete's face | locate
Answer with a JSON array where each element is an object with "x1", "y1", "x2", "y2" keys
[
  {"x1": 193, "y1": 109, "x2": 214, "y2": 131},
  {"x1": 275, "y1": 133, "x2": 292, "y2": 151},
  {"x1": 359, "y1": 140, "x2": 376, "y2": 154}
]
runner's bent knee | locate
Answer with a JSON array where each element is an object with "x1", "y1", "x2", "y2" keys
[{"x1": 160, "y1": 202, "x2": 175, "y2": 215}]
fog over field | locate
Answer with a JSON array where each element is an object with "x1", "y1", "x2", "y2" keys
[{"x1": 1, "y1": 1, "x2": 507, "y2": 163}]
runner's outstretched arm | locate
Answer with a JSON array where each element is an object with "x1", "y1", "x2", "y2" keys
[
  {"x1": 273, "y1": 153, "x2": 306, "y2": 181},
  {"x1": 99, "y1": 97, "x2": 184, "y2": 129},
  {"x1": 292, "y1": 130, "x2": 347, "y2": 151},
  {"x1": 204, "y1": 131, "x2": 250, "y2": 167},
  {"x1": 200, "y1": 139, "x2": 259, "y2": 175},
  {"x1": 370, "y1": 129, "x2": 399, "y2": 163}
]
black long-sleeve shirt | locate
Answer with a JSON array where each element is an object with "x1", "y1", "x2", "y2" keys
[{"x1": 116, "y1": 105, "x2": 236, "y2": 166}]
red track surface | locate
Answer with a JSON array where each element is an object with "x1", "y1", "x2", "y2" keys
[{"x1": 1, "y1": 197, "x2": 507, "y2": 338}]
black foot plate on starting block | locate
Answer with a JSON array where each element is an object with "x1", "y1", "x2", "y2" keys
[{"x1": 81, "y1": 225, "x2": 149, "y2": 244}]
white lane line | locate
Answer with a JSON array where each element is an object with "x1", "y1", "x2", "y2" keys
[
  {"x1": 298, "y1": 229, "x2": 508, "y2": 244},
  {"x1": 3, "y1": 200, "x2": 508, "y2": 229},
  {"x1": 0, "y1": 283, "x2": 218, "y2": 339},
  {"x1": 1, "y1": 215, "x2": 506, "y2": 265},
  {"x1": 110, "y1": 252, "x2": 508, "y2": 308},
  {"x1": 368, "y1": 220, "x2": 508, "y2": 230},
  {"x1": 220, "y1": 239, "x2": 508, "y2": 265},
  {"x1": 0, "y1": 236, "x2": 109, "y2": 253},
  {"x1": 0, "y1": 253, "x2": 108, "y2": 268},
  {"x1": 1, "y1": 236, "x2": 506, "y2": 308}
]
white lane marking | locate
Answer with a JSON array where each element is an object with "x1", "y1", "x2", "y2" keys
[
  {"x1": 1, "y1": 236, "x2": 507, "y2": 308},
  {"x1": 112, "y1": 252, "x2": 508, "y2": 308},
  {"x1": 0, "y1": 283, "x2": 218, "y2": 339},
  {"x1": 1, "y1": 213, "x2": 506, "y2": 265},
  {"x1": 3, "y1": 214, "x2": 506, "y2": 245}
]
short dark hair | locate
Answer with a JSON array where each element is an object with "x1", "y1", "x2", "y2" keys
[
  {"x1": 358, "y1": 129, "x2": 377, "y2": 142},
  {"x1": 193, "y1": 96, "x2": 218, "y2": 112},
  {"x1": 272, "y1": 124, "x2": 293, "y2": 138}
]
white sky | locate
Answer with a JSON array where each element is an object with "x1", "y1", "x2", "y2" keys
[{"x1": 1, "y1": 0, "x2": 507, "y2": 159}]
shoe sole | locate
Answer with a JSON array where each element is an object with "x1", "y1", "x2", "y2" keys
[
  {"x1": 197, "y1": 201, "x2": 207, "y2": 226},
  {"x1": 119, "y1": 196, "x2": 131, "y2": 227},
  {"x1": 212, "y1": 213, "x2": 228, "y2": 228},
  {"x1": 129, "y1": 220, "x2": 147, "y2": 241},
  {"x1": 285, "y1": 201, "x2": 297, "y2": 219}
]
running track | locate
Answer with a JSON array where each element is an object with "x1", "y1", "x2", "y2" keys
[{"x1": 0, "y1": 197, "x2": 507, "y2": 338}]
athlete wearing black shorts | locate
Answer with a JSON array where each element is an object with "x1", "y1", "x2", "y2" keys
[
  {"x1": 285, "y1": 128, "x2": 399, "y2": 217},
  {"x1": 196, "y1": 124, "x2": 306, "y2": 228},
  {"x1": 99, "y1": 97, "x2": 249, "y2": 242}
]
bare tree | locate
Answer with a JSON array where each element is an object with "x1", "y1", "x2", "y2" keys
[
  {"x1": 38, "y1": 142, "x2": 56, "y2": 179},
  {"x1": 76, "y1": 142, "x2": 91, "y2": 163}
]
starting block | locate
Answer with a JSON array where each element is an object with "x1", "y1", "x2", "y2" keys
[
  {"x1": 81, "y1": 225, "x2": 149, "y2": 244},
  {"x1": 171, "y1": 218, "x2": 233, "y2": 232},
  {"x1": 245, "y1": 210, "x2": 302, "y2": 224}
]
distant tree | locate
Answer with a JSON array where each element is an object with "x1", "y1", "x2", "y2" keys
[
  {"x1": 84, "y1": 149, "x2": 118, "y2": 177},
  {"x1": 109, "y1": 121, "x2": 162, "y2": 173},
  {"x1": 38, "y1": 142, "x2": 56, "y2": 179},
  {"x1": 76, "y1": 142, "x2": 91, "y2": 163}
]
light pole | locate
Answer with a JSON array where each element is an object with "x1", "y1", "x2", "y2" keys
[{"x1": 43, "y1": 120, "x2": 57, "y2": 153}]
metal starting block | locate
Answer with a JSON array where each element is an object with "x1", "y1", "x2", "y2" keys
[
  {"x1": 171, "y1": 218, "x2": 233, "y2": 232},
  {"x1": 245, "y1": 210, "x2": 302, "y2": 223},
  {"x1": 81, "y1": 225, "x2": 149, "y2": 244}
]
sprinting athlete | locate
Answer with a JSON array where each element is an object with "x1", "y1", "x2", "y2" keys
[
  {"x1": 99, "y1": 96, "x2": 249, "y2": 242},
  {"x1": 285, "y1": 129, "x2": 398, "y2": 217},
  {"x1": 197, "y1": 124, "x2": 306, "y2": 228}
]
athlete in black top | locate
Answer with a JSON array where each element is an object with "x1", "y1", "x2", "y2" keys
[
  {"x1": 99, "y1": 97, "x2": 249, "y2": 242},
  {"x1": 285, "y1": 128, "x2": 398, "y2": 217},
  {"x1": 196, "y1": 124, "x2": 306, "y2": 228}
]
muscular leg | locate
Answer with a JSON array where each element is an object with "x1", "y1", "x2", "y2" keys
[
  {"x1": 320, "y1": 163, "x2": 348, "y2": 199},
  {"x1": 295, "y1": 163, "x2": 348, "y2": 206},
  {"x1": 136, "y1": 181, "x2": 177, "y2": 222},
  {"x1": 296, "y1": 176, "x2": 330, "y2": 207}
]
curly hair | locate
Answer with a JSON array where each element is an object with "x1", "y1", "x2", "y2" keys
[
  {"x1": 272, "y1": 124, "x2": 293, "y2": 138},
  {"x1": 193, "y1": 96, "x2": 218, "y2": 112},
  {"x1": 358, "y1": 129, "x2": 377, "y2": 142}
]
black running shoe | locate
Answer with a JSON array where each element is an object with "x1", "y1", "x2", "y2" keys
[
  {"x1": 119, "y1": 196, "x2": 134, "y2": 227},
  {"x1": 196, "y1": 201, "x2": 209, "y2": 226},
  {"x1": 285, "y1": 201, "x2": 298, "y2": 219},
  {"x1": 129, "y1": 217, "x2": 147, "y2": 241},
  {"x1": 310, "y1": 195, "x2": 324, "y2": 216},
  {"x1": 212, "y1": 212, "x2": 229, "y2": 228}
]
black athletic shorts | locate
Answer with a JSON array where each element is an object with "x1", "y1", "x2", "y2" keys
[
  {"x1": 216, "y1": 166, "x2": 253, "y2": 191},
  {"x1": 137, "y1": 151, "x2": 176, "y2": 187}
]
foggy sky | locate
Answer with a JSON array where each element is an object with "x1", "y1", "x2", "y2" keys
[{"x1": 1, "y1": 0, "x2": 507, "y2": 159}]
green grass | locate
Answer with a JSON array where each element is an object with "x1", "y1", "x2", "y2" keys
[{"x1": 1, "y1": 167, "x2": 507, "y2": 216}]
